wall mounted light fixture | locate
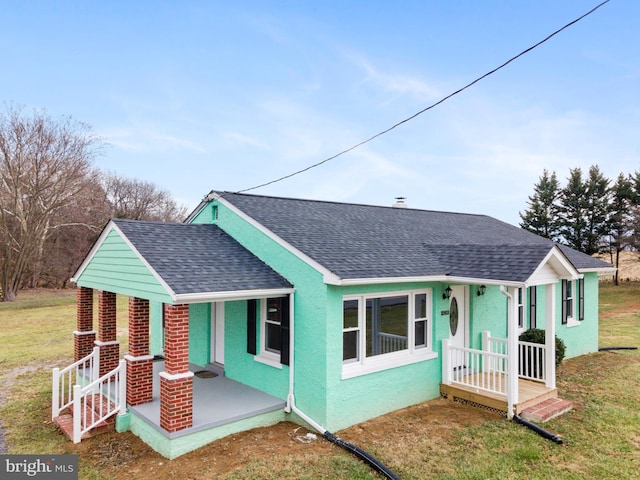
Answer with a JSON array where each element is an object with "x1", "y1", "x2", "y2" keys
[
  {"x1": 477, "y1": 285, "x2": 486, "y2": 296},
  {"x1": 442, "y1": 286, "x2": 452, "y2": 300}
]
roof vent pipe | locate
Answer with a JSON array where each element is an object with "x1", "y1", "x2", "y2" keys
[{"x1": 392, "y1": 197, "x2": 407, "y2": 208}]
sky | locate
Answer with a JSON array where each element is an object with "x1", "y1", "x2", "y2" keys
[{"x1": 1, "y1": 0, "x2": 638, "y2": 226}]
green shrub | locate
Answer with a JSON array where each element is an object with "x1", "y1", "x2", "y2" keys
[{"x1": 518, "y1": 328, "x2": 566, "y2": 366}]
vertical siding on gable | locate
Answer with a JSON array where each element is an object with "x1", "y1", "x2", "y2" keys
[{"x1": 75, "y1": 229, "x2": 173, "y2": 304}]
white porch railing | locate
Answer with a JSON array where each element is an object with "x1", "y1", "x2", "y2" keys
[
  {"x1": 442, "y1": 340, "x2": 508, "y2": 396},
  {"x1": 442, "y1": 333, "x2": 549, "y2": 399},
  {"x1": 52, "y1": 348, "x2": 126, "y2": 443},
  {"x1": 52, "y1": 346, "x2": 100, "y2": 419},
  {"x1": 483, "y1": 332, "x2": 546, "y2": 383},
  {"x1": 518, "y1": 340, "x2": 546, "y2": 383}
]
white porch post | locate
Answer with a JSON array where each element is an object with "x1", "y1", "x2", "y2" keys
[
  {"x1": 506, "y1": 287, "x2": 519, "y2": 418},
  {"x1": 441, "y1": 339, "x2": 451, "y2": 385},
  {"x1": 545, "y1": 283, "x2": 557, "y2": 389}
]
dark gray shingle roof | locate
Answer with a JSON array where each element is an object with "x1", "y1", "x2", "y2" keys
[
  {"x1": 217, "y1": 192, "x2": 612, "y2": 282},
  {"x1": 112, "y1": 219, "x2": 292, "y2": 295}
]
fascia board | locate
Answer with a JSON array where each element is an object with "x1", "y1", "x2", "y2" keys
[
  {"x1": 337, "y1": 275, "x2": 523, "y2": 288},
  {"x1": 215, "y1": 194, "x2": 342, "y2": 285},
  {"x1": 173, "y1": 287, "x2": 296, "y2": 304}
]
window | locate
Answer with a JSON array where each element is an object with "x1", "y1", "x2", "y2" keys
[
  {"x1": 517, "y1": 289, "x2": 524, "y2": 329},
  {"x1": 342, "y1": 290, "x2": 435, "y2": 378},
  {"x1": 264, "y1": 298, "x2": 283, "y2": 354},
  {"x1": 247, "y1": 296, "x2": 290, "y2": 368},
  {"x1": 529, "y1": 286, "x2": 537, "y2": 329},
  {"x1": 562, "y1": 279, "x2": 574, "y2": 325},
  {"x1": 578, "y1": 278, "x2": 585, "y2": 321}
]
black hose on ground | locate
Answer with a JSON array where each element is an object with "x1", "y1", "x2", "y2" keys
[
  {"x1": 598, "y1": 346, "x2": 638, "y2": 351},
  {"x1": 323, "y1": 431, "x2": 402, "y2": 480},
  {"x1": 513, "y1": 415, "x2": 563, "y2": 444}
]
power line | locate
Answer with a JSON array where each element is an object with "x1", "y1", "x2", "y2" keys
[{"x1": 237, "y1": 0, "x2": 610, "y2": 194}]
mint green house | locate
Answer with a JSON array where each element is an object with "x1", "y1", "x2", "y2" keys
[{"x1": 57, "y1": 191, "x2": 613, "y2": 458}]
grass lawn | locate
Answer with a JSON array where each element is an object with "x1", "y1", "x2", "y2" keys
[{"x1": 0, "y1": 283, "x2": 639, "y2": 479}]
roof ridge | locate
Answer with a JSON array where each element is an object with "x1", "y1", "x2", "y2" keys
[{"x1": 218, "y1": 190, "x2": 489, "y2": 218}]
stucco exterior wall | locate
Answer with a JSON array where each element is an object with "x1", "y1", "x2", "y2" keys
[
  {"x1": 556, "y1": 273, "x2": 600, "y2": 358},
  {"x1": 193, "y1": 202, "x2": 330, "y2": 420}
]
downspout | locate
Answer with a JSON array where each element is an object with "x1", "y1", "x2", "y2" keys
[{"x1": 285, "y1": 295, "x2": 401, "y2": 480}]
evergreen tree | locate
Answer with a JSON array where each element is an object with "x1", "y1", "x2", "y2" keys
[
  {"x1": 607, "y1": 173, "x2": 634, "y2": 284},
  {"x1": 630, "y1": 171, "x2": 640, "y2": 250},
  {"x1": 558, "y1": 167, "x2": 588, "y2": 252},
  {"x1": 583, "y1": 165, "x2": 610, "y2": 255},
  {"x1": 519, "y1": 169, "x2": 561, "y2": 241}
]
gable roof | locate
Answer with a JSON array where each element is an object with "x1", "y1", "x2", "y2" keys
[
  {"x1": 211, "y1": 191, "x2": 612, "y2": 285},
  {"x1": 73, "y1": 219, "x2": 293, "y2": 302}
]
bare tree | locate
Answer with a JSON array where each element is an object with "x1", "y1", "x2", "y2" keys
[
  {"x1": 101, "y1": 171, "x2": 188, "y2": 222},
  {"x1": 0, "y1": 106, "x2": 104, "y2": 301}
]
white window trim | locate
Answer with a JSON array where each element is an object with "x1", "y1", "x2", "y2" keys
[
  {"x1": 517, "y1": 288, "x2": 526, "y2": 334},
  {"x1": 254, "y1": 297, "x2": 285, "y2": 369},
  {"x1": 564, "y1": 280, "x2": 580, "y2": 328},
  {"x1": 341, "y1": 289, "x2": 437, "y2": 380}
]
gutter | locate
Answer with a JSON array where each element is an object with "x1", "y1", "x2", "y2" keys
[{"x1": 285, "y1": 295, "x2": 401, "y2": 480}]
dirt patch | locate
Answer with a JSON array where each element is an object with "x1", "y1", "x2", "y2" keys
[{"x1": 66, "y1": 397, "x2": 501, "y2": 479}]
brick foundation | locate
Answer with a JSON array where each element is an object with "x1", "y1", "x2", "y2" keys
[{"x1": 160, "y1": 374, "x2": 193, "y2": 432}]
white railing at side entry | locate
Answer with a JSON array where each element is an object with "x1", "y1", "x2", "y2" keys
[
  {"x1": 52, "y1": 347, "x2": 127, "y2": 443},
  {"x1": 72, "y1": 359, "x2": 126, "y2": 443},
  {"x1": 52, "y1": 346, "x2": 100, "y2": 420},
  {"x1": 442, "y1": 339, "x2": 508, "y2": 396},
  {"x1": 483, "y1": 331, "x2": 546, "y2": 383}
]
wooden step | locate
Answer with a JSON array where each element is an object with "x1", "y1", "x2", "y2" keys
[
  {"x1": 53, "y1": 394, "x2": 116, "y2": 442},
  {"x1": 519, "y1": 397, "x2": 573, "y2": 423}
]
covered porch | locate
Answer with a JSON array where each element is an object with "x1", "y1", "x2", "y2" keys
[
  {"x1": 440, "y1": 282, "x2": 563, "y2": 418},
  {"x1": 129, "y1": 359, "x2": 286, "y2": 438}
]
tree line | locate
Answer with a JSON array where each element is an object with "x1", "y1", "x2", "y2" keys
[
  {"x1": 0, "y1": 106, "x2": 187, "y2": 301},
  {"x1": 519, "y1": 165, "x2": 640, "y2": 284}
]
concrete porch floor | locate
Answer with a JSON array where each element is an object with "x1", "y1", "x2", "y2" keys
[{"x1": 129, "y1": 360, "x2": 287, "y2": 438}]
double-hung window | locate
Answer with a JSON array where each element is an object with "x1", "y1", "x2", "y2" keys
[
  {"x1": 529, "y1": 286, "x2": 537, "y2": 329},
  {"x1": 342, "y1": 289, "x2": 435, "y2": 378},
  {"x1": 562, "y1": 278, "x2": 584, "y2": 326}
]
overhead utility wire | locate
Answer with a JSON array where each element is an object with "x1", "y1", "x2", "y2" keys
[{"x1": 237, "y1": 0, "x2": 610, "y2": 194}]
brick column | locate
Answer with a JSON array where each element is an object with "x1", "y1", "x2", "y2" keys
[
  {"x1": 124, "y1": 297, "x2": 153, "y2": 405},
  {"x1": 74, "y1": 287, "x2": 96, "y2": 362},
  {"x1": 95, "y1": 291, "x2": 120, "y2": 377},
  {"x1": 160, "y1": 304, "x2": 193, "y2": 432}
]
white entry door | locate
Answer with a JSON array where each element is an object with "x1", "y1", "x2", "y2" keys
[
  {"x1": 210, "y1": 302, "x2": 225, "y2": 366},
  {"x1": 449, "y1": 286, "x2": 468, "y2": 374}
]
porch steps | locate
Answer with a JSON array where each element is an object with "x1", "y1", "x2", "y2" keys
[
  {"x1": 53, "y1": 394, "x2": 116, "y2": 441},
  {"x1": 520, "y1": 398, "x2": 573, "y2": 423}
]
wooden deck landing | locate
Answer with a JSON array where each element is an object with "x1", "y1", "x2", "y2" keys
[{"x1": 440, "y1": 373, "x2": 557, "y2": 415}]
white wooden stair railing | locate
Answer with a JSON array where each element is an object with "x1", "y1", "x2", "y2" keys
[
  {"x1": 52, "y1": 346, "x2": 100, "y2": 419},
  {"x1": 52, "y1": 347, "x2": 127, "y2": 443}
]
